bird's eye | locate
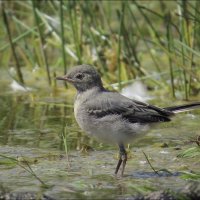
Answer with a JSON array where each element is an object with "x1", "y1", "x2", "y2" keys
[{"x1": 75, "y1": 73, "x2": 84, "y2": 80}]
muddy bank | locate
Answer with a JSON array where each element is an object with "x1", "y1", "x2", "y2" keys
[
  {"x1": 0, "y1": 182, "x2": 199, "y2": 200},
  {"x1": 119, "y1": 182, "x2": 200, "y2": 200}
]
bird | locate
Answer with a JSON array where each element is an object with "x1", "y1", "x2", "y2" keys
[{"x1": 56, "y1": 64, "x2": 200, "y2": 176}]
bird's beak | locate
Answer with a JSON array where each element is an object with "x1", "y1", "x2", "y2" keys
[{"x1": 56, "y1": 75, "x2": 74, "y2": 82}]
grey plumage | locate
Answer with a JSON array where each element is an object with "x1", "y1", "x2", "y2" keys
[{"x1": 56, "y1": 64, "x2": 200, "y2": 176}]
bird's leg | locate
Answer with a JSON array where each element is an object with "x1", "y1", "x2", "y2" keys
[{"x1": 115, "y1": 143, "x2": 127, "y2": 176}]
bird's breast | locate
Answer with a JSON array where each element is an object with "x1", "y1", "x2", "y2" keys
[{"x1": 74, "y1": 93, "x2": 90, "y2": 130}]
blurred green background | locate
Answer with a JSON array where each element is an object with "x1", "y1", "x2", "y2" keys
[{"x1": 1, "y1": 0, "x2": 200, "y2": 99}]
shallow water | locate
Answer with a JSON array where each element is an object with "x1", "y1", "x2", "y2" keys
[{"x1": 0, "y1": 78, "x2": 200, "y2": 199}]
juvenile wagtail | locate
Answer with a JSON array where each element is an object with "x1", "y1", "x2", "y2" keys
[{"x1": 56, "y1": 64, "x2": 200, "y2": 176}]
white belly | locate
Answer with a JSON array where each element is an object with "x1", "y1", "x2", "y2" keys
[{"x1": 74, "y1": 102, "x2": 149, "y2": 143}]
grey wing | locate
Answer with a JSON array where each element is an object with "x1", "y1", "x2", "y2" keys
[{"x1": 85, "y1": 91, "x2": 173, "y2": 123}]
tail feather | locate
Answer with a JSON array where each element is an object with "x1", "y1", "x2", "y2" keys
[{"x1": 164, "y1": 102, "x2": 200, "y2": 113}]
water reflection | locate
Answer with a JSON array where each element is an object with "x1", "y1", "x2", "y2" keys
[{"x1": 0, "y1": 92, "x2": 71, "y2": 149}]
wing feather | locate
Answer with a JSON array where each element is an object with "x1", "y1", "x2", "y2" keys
[{"x1": 86, "y1": 91, "x2": 173, "y2": 123}]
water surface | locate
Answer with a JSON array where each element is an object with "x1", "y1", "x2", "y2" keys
[{"x1": 0, "y1": 77, "x2": 200, "y2": 199}]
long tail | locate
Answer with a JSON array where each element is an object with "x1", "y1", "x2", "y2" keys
[{"x1": 164, "y1": 102, "x2": 200, "y2": 113}]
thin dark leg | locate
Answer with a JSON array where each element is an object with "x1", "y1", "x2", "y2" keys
[
  {"x1": 115, "y1": 143, "x2": 127, "y2": 176},
  {"x1": 115, "y1": 157, "x2": 122, "y2": 175}
]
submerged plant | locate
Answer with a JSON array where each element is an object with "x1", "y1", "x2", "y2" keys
[{"x1": 0, "y1": 154, "x2": 48, "y2": 187}]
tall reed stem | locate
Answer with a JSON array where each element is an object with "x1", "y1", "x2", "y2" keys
[
  {"x1": 117, "y1": 1, "x2": 126, "y2": 90},
  {"x1": 32, "y1": 0, "x2": 51, "y2": 86},
  {"x1": 2, "y1": 3, "x2": 25, "y2": 85}
]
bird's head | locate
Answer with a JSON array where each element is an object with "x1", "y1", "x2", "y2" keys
[{"x1": 56, "y1": 64, "x2": 103, "y2": 92}]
